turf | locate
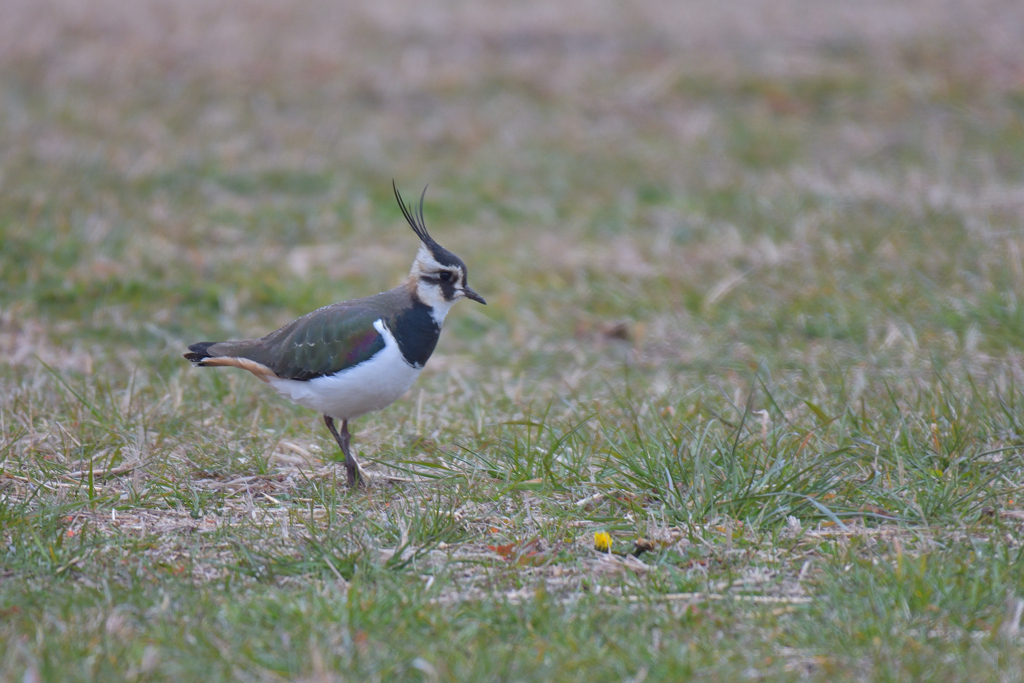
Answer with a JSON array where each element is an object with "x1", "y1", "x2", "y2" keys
[{"x1": 3, "y1": 1, "x2": 1024, "y2": 680}]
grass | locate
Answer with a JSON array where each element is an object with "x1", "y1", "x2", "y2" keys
[{"x1": 3, "y1": 0, "x2": 1024, "y2": 680}]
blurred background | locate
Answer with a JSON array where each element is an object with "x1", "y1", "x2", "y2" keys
[{"x1": 2, "y1": 0, "x2": 1024, "y2": 413}]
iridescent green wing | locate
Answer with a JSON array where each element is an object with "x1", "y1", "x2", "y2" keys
[{"x1": 214, "y1": 303, "x2": 386, "y2": 381}]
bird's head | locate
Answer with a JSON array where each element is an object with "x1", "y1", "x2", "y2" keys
[{"x1": 395, "y1": 182, "x2": 486, "y2": 316}]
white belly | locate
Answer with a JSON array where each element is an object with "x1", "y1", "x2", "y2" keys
[{"x1": 266, "y1": 320, "x2": 422, "y2": 420}]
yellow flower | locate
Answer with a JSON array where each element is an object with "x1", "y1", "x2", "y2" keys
[{"x1": 594, "y1": 531, "x2": 612, "y2": 553}]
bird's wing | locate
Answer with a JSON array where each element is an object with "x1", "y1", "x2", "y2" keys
[{"x1": 207, "y1": 303, "x2": 386, "y2": 381}]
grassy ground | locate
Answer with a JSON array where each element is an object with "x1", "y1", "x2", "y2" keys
[{"x1": 3, "y1": 0, "x2": 1024, "y2": 680}]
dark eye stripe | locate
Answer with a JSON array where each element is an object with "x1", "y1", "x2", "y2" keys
[
  {"x1": 421, "y1": 274, "x2": 457, "y2": 285},
  {"x1": 418, "y1": 273, "x2": 460, "y2": 302}
]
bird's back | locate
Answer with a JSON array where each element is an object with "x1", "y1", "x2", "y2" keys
[{"x1": 185, "y1": 283, "x2": 429, "y2": 380}]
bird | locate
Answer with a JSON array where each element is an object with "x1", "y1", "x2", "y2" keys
[{"x1": 183, "y1": 182, "x2": 485, "y2": 488}]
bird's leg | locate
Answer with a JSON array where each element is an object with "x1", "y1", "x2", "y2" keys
[
  {"x1": 339, "y1": 419, "x2": 363, "y2": 488},
  {"x1": 324, "y1": 415, "x2": 363, "y2": 488}
]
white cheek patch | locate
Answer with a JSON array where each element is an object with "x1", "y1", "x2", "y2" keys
[
  {"x1": 416, "y1": 280, "x2": 456, "y2": 325},
  {"x1": 417, "y1": 281, "x2": 442, "y2": 306}
]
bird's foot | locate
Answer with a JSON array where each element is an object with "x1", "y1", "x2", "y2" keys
[{"x1": 344, "y1": 457, "x2": 366, "y2": 489}]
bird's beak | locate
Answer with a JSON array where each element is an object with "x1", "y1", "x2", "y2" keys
[{"x1": 463, "y1": 287, "x2": 486, "y2": 305}]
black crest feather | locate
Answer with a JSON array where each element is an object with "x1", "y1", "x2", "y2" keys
[
  {"x1": 393, "y1": 181, "x2": 464, "y2": 269},
  {"x1": 393, "y1": 181, "x2": 436, "y2": 247}
]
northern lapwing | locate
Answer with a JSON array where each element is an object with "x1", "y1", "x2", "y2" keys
[{"x1": 184, "y1": 182, "x2": 485, "y2": 487}]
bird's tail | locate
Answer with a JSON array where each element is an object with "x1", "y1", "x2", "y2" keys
[
  {"x1": 183, "y1": 341, "x2": 218, "y2": 364},
  {"x1": 183, "y1": 341, "x2": 278, "y2": 382}
]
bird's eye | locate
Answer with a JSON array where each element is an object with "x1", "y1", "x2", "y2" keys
[{"x1": 438, "y1": 271, "x2": 453, "y2": 282}]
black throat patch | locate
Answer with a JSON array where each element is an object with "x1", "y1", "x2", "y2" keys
[{"x1": 390, "y1": 299, "x2": 442, "y2": 368}]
